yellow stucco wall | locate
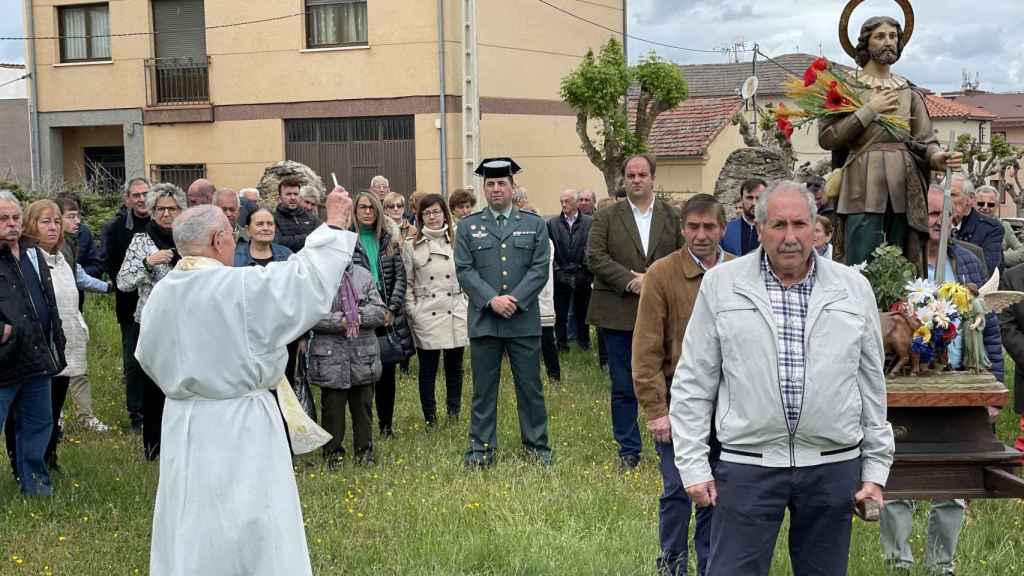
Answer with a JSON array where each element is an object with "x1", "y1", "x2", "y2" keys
[
  {"x1": 654, "y1": 161, "x2": 704, "y2": 198},
  {"x1": 34, "y1": 0, "x2": 151, "y2": 112},
  {"x1": 700, "y1": 122, "x2": 746, "y2": 195},
  {"x1": 61, "y1": 125, "x2": 123, "y2": 183},
  {"x1": 1001, "y1": 127, "x2": 1024, "y2": 149},
  {"x1": 478, "y1": 114, "x2": 605, "y2": 216},
  {"x1": 143, "y1": 119, "x2": 284, "y2": 190}
]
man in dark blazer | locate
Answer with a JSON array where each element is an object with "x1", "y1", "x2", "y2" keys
[
  {"x1": 998, "y1": 263, "x2": 1024, "y2": 457},
  {"x1": 954, "y1": 175, "x2": 1003, "y2": 279},
  {"x1": 455, "y1": 158, "x2": 551, "y2": 468},
  {"x1": 587, "y1": 154, "x2": 685, "y2": 469},
  {"x1": 548, "y1": 189, "x2": 593, "y2": 351}
]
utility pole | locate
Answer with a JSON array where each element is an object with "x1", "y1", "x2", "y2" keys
[
  {"x1": 462, "y1": 0, "x2": 480, "y2": 190},
  {"x1": 622, "y1": 0, "x2": 628, "y2": 63}
]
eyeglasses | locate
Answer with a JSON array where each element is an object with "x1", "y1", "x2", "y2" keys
[
  {"x1": 977, "y1": 202, "x2": 997, "y2": 208},
  {"x1": 155, "y1": 206, "x2": 180, "y2": 214},
  {"x1": 385, "y1": 203, "x2": 404, "y2": 210},
  {"x1": 422, "y1": 209, "x2": 444, "y2": 218}
]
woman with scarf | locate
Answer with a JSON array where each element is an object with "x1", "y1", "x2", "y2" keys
[
  {"x1": 117, "y1": 183, "x2": 185, "y2": 460},
  {"x1": 307, "y1": 261, "x2": 387, "y2": 467},
  {"x1": 4, "y1": 199, "x2": 108, "y2": 478},
  {"x1": 351, "y1": 191, "x2": 413, "y2": 438},
  {"x1": 402, "y1": 194, "x2": 468, "y2": 426}
]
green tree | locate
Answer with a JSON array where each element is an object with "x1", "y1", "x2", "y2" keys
[{"x1": 560, "y1": 38, "x2": 688, "y2": 196}]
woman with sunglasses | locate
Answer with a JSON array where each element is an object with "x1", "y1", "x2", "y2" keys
[{"x1": 383, "y1": 192, "x2": 416, "y2": 242}]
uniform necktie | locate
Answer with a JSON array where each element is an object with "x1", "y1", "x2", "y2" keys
[{"x1": 497, "y1": 214, "x2": 506, "y2": 228}]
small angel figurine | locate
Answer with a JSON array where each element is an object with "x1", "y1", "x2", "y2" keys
[{"x1": 962, "y1": 283, "x2": 991, "y2": 374}]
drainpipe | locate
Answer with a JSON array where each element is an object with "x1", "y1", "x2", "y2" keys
[
  {"x1": 437, "y1": 0, "x2": 449, "y2": 197},
  {"x1": 25, "y1": 0, "x2": 41, "y2": 189}
]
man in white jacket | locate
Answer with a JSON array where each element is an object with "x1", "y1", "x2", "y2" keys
[
  {"x1": 670, "y1": 181, "x2": 894, "y2": 575},
  {"x1": 136, "y1": 191, "x2": 355, "y2": 576}
]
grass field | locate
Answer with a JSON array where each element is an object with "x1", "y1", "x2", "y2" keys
[{"x1": 1, "y1": 295, "x2": 1022, "y2": 575}]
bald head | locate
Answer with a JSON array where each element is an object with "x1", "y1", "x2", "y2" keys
[
  {"x1": 173, "y1": 205, "x2": 236, "y2": 264},
  {"x1": 187, "y1": 179, "x2": 215, "y2": 207}
]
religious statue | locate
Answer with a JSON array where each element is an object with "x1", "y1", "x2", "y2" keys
[
  {"x1": 962, "y1": 283, "x2": 992, "y2": 374},
  {"x1": 819, "y1": 0, "x2": 962, "y2": 269}
]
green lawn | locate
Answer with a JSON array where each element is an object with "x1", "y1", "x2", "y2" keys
[{"x1": 1, "y1": 296, "x2": 1022, "y2": 575}]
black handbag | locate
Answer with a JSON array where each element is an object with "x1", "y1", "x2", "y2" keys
[
  {"x1": 377, "y1": 327, "x2": 407, "y2": 365},
  {"x1": 292, "y1": 350, "x2": 318, "y2": 421}
]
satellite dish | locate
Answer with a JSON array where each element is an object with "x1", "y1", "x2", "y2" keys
[{"x1": 740, "y1": 76, "x2": 759, "y2": 101}]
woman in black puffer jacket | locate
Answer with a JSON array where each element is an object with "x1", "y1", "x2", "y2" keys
[{"x1": 350, "y1": 191, "x2": 414, "y2": 438}]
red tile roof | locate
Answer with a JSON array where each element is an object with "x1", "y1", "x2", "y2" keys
[
  {"x1": 925, "y1": 95, "x2": 995, "y2": 120},
  {"x1": 644, "y1": 96, "x2": 744, "y2": 158},
  {"x1": 945, "y1": 92, "x2": 1024, "y2": 130}
]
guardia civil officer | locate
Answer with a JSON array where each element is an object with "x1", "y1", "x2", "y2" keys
[{"x1": 454, "y1": 158, "x2": 551, "y2": 467}]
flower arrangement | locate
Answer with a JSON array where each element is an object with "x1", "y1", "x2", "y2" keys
[
  {"x1": 851, "y1": 244, "x2": 916, "y2": 311},
  {"x1": 901, "y1": 278, "x2": 967, "y2": 365},
  {"x1": 771, "y1": 57, "x2": 910, "y2": 141}
]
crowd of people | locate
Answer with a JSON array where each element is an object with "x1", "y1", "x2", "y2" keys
[{"x1": 1, "y1": 148, "x2": 1022, "y2": 575}]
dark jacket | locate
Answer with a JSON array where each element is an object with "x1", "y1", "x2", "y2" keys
[
  {"x1": 352, "y1": 229, "x2": 414, "y2": 359},
  {"x1": 233, "y1": 240, "x2": 293, "y2": 267},
  {"x1": 547, "y1": 211, "x2": 593, "y2": 288},
  {"x1": 0, "y1": 243, "x2": 67, "y2": 387},
  {"x1": 949, "y1": 242, "x2": 1003, "y2": 383},
  {"x1": 721, "y1": 216, "x2": 759, "y2": 257},
  {"x1": 454, "y1": 207, "x2": 551, "y2": 339},
  {"x1": 273, "y1": 205, "x2": 320, "y2": 254},
  {"x1": 76, "y1": 222, "x2": 104, "y2": 278},
  {"x1": 101, "y1": 206, "x2": 150, "y2": 325},
  {"x1": 307, "y1": 265, "x2": 388, "y2": 390},
  {"x1": 999, "y1": 262, "x2": 1024, "y2": 414},
  {"x1": 956, "y1": 208, "x2": 1004, "y2": 279},
  {"x1": 586, "y1": 199, "x2": 683, "y2": 331}
]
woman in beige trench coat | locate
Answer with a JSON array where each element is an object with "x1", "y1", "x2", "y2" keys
[{"x1": 402, "y1": 194, "x2": 469, "y2": 426}]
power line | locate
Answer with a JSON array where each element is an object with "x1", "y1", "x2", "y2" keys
[
  {"x1": 0, "y1": 73, "x2": 29, "y2": 89},
  {"x1": 0, "y1": 12, "x2": 304, "y2": 41},
  {"x1": 537, "y1": 0, "x2": 750, "y2": 56}
]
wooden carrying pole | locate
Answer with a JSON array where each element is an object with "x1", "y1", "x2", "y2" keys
[{"x1": 935, "y1": 130, "x2": 955, "y2": 284}]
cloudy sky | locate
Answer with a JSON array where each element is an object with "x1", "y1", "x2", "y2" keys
[
  {"x1": 0, "y1": 0, "x2": 1020, "y2": 94},
  {"x1": 628, "y1": 0, "x2": 1024, "y2": 93}
]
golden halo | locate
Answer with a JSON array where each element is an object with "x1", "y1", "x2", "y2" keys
[{"x1": 839, "y1": 0, "x2": 915, "y2": 61}]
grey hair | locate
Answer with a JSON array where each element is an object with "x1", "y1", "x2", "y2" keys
[
  {"x1": 212, "y1": 187, "x2": 239, "y2": 206},
  {"x1": 299, "y1": 185, "x2": 321, "y2": 201},
  {"x1": 976, "y1": 184, "x2": 999, "y2": 197},
  {"x1": 754, "y1": 180, "x2": 817, "y2": 224},
  {"x1": 173, "y1": 205, "x2": 229, "y2": 256},
  {"x1": 146, "y1": 183, "x2": 187, "y2": 212},
  {"x1": 239, "y1": 187, "x2": 260, "y2": 201},
  {"x1": 370, "y1": 175, "x2": 389, "y2": 187},
  {"x1": 951, "y1": 174, "x2": 975, "y2": 197},
  {"x1": 0, "y1": 190, "x2": 20, "y2": 212},
  {"x1": 561, "y1": 189, "x2": 580, "y2": 202},
  {"x1": 124, "y1": 177, "x2": 150, "y2": 194}
]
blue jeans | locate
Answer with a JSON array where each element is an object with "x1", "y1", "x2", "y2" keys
[
  {"x1": 0, "y1": 375, "x2": 54, "y2": 496},
  {"x1": 604, "y1": 329, "x2": 641, "y2": 458},
  {"x1": 657, "y1": 441, "x2": 713, "y2": 575}
]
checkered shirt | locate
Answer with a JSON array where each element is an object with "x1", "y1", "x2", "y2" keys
[{"x1": 761, "y1": 252, "x2": 816, "y2": 432}]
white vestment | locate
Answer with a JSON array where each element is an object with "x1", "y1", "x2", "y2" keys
[{"x1": 136, "y1": 225, "x2": 356, "y2": 576}]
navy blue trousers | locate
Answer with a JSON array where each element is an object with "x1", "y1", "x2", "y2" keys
[
  {"x1": 657, "y1": 441, "x2": 713, "y2": 575},
  {"x1": 708, "y1": 459, "x2": 861, "y2": 576},
  {"x1": 603, "y1": 328, "x2": 641, "y2": 458}
]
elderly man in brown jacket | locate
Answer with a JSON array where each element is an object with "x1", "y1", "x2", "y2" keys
[
  {"x1": 588, "y1": 154, "x2": 684, "y2": 470},
  {"x1": 632, "y1": 194, "x2": 730, "y2": 576}
]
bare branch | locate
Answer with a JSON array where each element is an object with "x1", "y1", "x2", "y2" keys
[{"x1": 575, "y1": 113, "x2": 604, "y2": 169}]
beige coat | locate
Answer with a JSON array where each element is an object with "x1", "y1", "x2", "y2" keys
[{"x1": 402, "y1": 226, "x2": 469, "y2": 350}]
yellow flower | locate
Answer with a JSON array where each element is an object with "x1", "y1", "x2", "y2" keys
[
  {"x1": 938, "y1": 283, "x2": 971, "y2": 314},
  {"x1": 914, "y1": 326, "x2": 931, "y2": 343}
]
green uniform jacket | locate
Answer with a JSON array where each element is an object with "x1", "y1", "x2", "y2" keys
[
  {"x1": 587, "y1": 199, "x2": 683, "y2": 331},
  {"x1": 454, "y1": 207, "x2": 550, "y2": 339}
]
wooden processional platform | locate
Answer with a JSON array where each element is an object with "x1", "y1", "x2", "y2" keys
[{"x1": 885, "y1": 372, "x2": 1024, "y2": 499}]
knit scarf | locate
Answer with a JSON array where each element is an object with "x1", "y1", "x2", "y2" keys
[
  {"x1": 339, "y1": 268, "x2": 362, "y2": 339},
  {"x1": 358, "y1": 225, "x2": 381, "y2": 287},
  {"x1": 147, "y1": 220, "x2": 181, "y2": 267}
]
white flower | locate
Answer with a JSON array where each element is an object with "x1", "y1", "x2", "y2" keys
[
  {"x1": 905, "y1": 278, "x2": 937, "y2": 307},
  {"x1": 850, "y1": 262, "x2": 868, "y2": 272},
  {"x1": 928, "y1": 299, "x2": 957, "y2": 329},
  {"x1": 915, "y1": 305, "x2": 935, "y2": 327}
]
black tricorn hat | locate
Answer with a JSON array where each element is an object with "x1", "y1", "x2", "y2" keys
[{"x1": 474, "y1": 157, "x2": 522, "y2": 179}]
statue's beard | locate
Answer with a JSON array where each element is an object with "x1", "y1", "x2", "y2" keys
[{"x1": 870, "y1": 47, "x2": 899, "y2": 65}]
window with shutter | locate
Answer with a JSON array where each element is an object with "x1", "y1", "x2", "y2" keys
[
  {"x1": 58, "y1": 4, "x2": 111, "y2": 63},
  {"x1": 305, "y1": 0, "x2": 368, "y2": 49}
]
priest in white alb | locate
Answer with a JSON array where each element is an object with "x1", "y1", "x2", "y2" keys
[{"x1": 136, "y1": 189, "x2": 356, "y2": 576}]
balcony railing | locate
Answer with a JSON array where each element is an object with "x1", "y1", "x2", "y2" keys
[{"x1": 145, "y1": 57, "x2": 210, "y2": 106}]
